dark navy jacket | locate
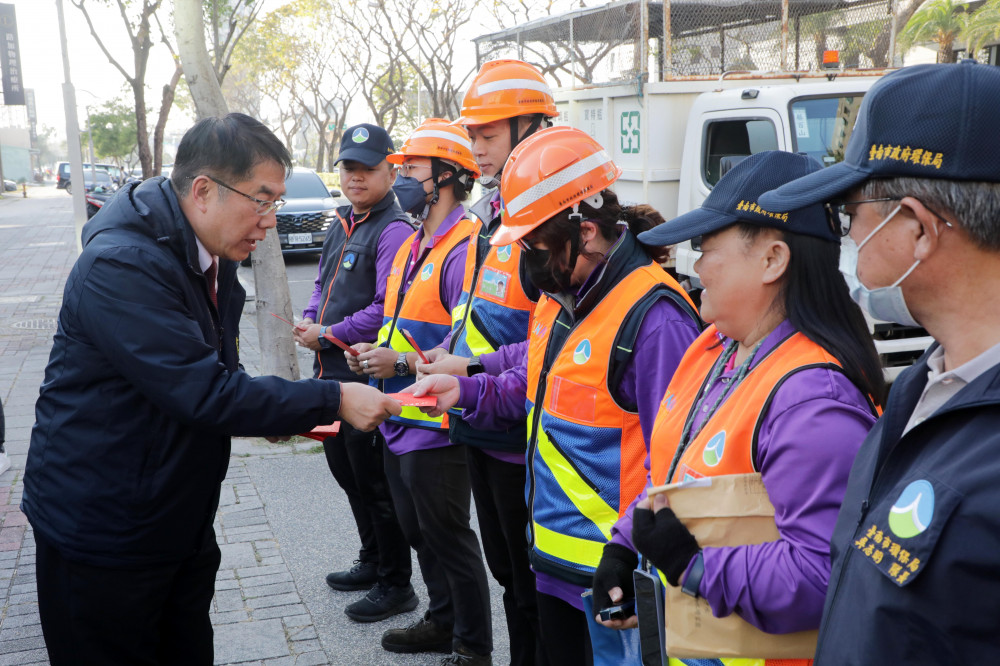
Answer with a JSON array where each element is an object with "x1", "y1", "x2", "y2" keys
[
  {"x1": 816, "y1": 343, "x2": 1000, "y2": 664},
  {"x1": 23, "y1": 177, "x2": 342, "y2": 568}
]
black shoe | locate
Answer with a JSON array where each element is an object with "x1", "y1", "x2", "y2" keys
[
  {"x1": 441, "y1": 643, "x2": 493, "y2": 665},
  {"x1": 325, "y1": 560, "x2": 378, "y2": 591},
  {"x1": 344, "y1": 581, "x2": 419, "y2": 622},
  {"x1": 381, "y1": 611, "x2": 453, "y2": 654}
]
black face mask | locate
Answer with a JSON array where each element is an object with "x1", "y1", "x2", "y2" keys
[{"x1": 524, "y1": 248, "x2": 574, "y2": 294}]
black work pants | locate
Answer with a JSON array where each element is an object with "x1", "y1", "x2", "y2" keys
[
  {"x1": 35, "y1": 530, "x2": 220, "y2": 666},
  {"x1": 384, "y1": 442, "x2": 493, "y2": 656},
  {"x1": 323, "y1": 423, "x2": 411, "y2": 586},
  {"x1": 536, "y1": 590, "x2": 593, "y2": 666},
  {"x1": 467, "y1": 446, "x2": 545, "y2": 666}
]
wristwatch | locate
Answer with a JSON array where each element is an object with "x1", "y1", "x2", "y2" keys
[
  {"x1": 467, "y1": 356, "x2": 485, "y2": 376},
  {"x1": 394, "y1": 352, "x2": 409, "y2": 377},
  {"x1": 681, "y1": 550, "x2": 705, "y2": 598}
]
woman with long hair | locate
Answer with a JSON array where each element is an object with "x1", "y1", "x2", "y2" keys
[{"x1": 593, "y1": 150, "x2": 884, "y2": 666}]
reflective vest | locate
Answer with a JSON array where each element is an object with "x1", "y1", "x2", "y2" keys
[
  {"x1": 447, "y1": 202, "x2": 538, "y2": 451},
  {"x1": 449, "y1": 213, "x2": 537, "y2": 359},
  {"x1": 649, "y1": 325, "x2": 846, "y2": 666},
  {"x1": 375, "y1": 216, "x2": 474, "y2": 430},
  {"x1": 525, "y1": 262, "x2": 696, "y2": 586}
]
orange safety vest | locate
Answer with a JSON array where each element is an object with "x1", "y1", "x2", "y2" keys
[
  {"x1": 650, "y1": 324, "x2": 850, "y2": 666},
  {"x1": 449, "y1": 212, "x2": 537, "y2": 359},
  {"x1": 525, "y1": 262, "x2": 696, "y2": 585},
  {"x1": 375, "y1": 216, "x2": 474, "y2": 429}
]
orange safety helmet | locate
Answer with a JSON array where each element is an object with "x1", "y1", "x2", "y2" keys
[
  {"x1": 492, "y1": 126, "x2": 621, "y2": 247},
  {"x1": 387, "y1": 118, "x2": 481, "y2": 179},
  {"x1": 453, "y1": 60, "x2": 558, "y2": 126}
]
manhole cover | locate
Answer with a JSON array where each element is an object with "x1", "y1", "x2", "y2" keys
[{"x1": 11, "y1": 318, "x2": 58, "y2": 330}]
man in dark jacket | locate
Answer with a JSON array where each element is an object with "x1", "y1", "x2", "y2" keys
[
  {"x1": 292, "y1": 124, "x2": 417, "y2": 622},
  {"x1": 760, "y1": 61, "x2": 1000, "y2": 664},
  {"x1": 23, "y1": 113, "x2": 400, "y2": 665}
]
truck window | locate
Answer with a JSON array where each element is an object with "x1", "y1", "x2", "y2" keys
[
  {"x1": 703, "y1": 119, "x2": 778, "y2": 187},
  {"x1": 790, "y1": 95, "x2": 864, "y2": 167}
]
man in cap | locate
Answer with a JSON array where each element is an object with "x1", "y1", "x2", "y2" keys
[
  {"x1": 759, "y1": 61, "x2": 1000, "y2": 662},
  {"x1": 293, "y1": 123, "x2": 417, "y2": 622}
]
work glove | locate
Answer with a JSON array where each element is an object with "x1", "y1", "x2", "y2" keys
[
  {"x1": 592, "y1": 542, "x2": 639, "y2": 612},
  {"x1": 632, "y1": 505, "x2": 700, "y2": 586}
]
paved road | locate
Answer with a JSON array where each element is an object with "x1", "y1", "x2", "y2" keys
[{"x1": 0, "y1": 184, "x2": 511, "y2": 665}]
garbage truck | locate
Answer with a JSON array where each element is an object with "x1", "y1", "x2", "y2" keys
[{"x1": 475, "y1": 0, "x2": 931, "y2": 378}]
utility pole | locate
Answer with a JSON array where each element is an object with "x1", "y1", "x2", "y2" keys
[{"x1": 55, "y1": 0, "x2": 87, "y2": 253}]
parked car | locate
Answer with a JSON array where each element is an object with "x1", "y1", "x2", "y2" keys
[
  {"x1": 3, "y1": 179, "x2": 15, "y2": 192},
  {"x1": 85, "y1": 186, "x2": 114, "y2": 219},
  {"x1": 57, "y1": 161, "x2": 125, "y2": 190},
  {"x1": 275, "y1": 167, "x2": 342, "y2": 255},
  {"x1": 66, "y1": 169, "x2": 115, "y2": 196}
]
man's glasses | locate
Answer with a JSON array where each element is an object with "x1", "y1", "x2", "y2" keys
[
  {"x1": 825, "y1": 197, "x2": 953, "y2": 237},
  {"x1": 514, "y1": 236, "x2": 536, "y2": 252},
  {"x1": 824, "y1": 197, "x2": 898, "y2": 237},
  {"x1": 206, "y1": 175, "x2": 286, "y2": 216}
]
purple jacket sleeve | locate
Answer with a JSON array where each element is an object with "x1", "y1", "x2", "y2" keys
[
  {"x1": 697, "y1": 368, "x2": 877, "y2": 634},
  {"x1": 303, "y1": 257, "x2": 323, "y2": 321},
  {"x1": 454, "y1": 349, "x2": 529, "y2": 430},
  {"x1": 327, "y1": 220, "x2": 413, "y2": 344},
  {"x1": 481, "y1": 340, "x2": 529, "y2": 376},
  {"x1": 608, "y1": 301, "x2": 702, "y2": 552}
]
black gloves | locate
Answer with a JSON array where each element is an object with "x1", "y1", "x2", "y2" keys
[
  {"x1": 632, "y1": 505, "x2": 700, "y2": 587},
  {"x1": 592, "y1": 542, "x2": 639, "y2": 612}
]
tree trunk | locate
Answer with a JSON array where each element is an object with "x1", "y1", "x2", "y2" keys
[
  {"x1": 173, "y1": 0, "x2": 300, "y2": 382},
  {"x1": 133, "y1": 81, "x2": 153, "y2": 179},
  {"x1": 315, "y1": 135, "x2": 325, "y2": 172},
  {"x1": 153, "y1": 62, "x2": 183, "y2": 175},
  {"x1": 939, "y1": 38, "x2": 957, "y2": 63},
  {"x1": 174, "y1": 0, "x2": 228, "y2": 118}
]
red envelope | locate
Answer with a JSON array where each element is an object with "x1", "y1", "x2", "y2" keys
[
  {"x1": 300, "y1": 422, "x2": 341, "y2": 441},
  {"x1": 387, "y1": 393, "x2": 438, "y2": 408}
]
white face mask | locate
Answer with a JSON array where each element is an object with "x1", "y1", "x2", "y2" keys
[{"x1": 838, "y1": 204, "x2": 922, "y2": 327}]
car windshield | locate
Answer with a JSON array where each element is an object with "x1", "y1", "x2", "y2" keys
[
  {"x1": 284, "y1": 171, "x2": 331, "y2": 199},
  {"x1": 789, "y1": 94, "x2": 865, "y2": 167}
]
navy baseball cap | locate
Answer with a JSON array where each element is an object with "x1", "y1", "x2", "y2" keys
[
  {"x1": 638, "y1": 150, "x2": 835, "y2": 247},
  {"x1": 335, "y1": 123, "x2": 394, "y2": 167},
  {"x1": 761, "y1": 61, "x2": 1000, "y2": 212}
]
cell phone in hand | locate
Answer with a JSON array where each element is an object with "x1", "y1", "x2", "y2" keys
[{"x1": 597, "y1": 598, "x2": 636, "y2": 621}]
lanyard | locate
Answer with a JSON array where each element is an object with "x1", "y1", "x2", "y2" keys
[{"x1": 666, "y1": 339, "x2": 763, "y2": 482}]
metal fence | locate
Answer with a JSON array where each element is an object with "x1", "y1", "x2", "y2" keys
[{"x1": 475, "y1": 0, "x2": 898, "y2": 86}]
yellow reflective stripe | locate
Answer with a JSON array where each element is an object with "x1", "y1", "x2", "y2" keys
[
  {"x1": 461, "y1": 312, "x2": 498, "y2": 357},
  {"x1": 451, "y1": 300, "x2": 467, "y2": 329},
  {"x1": 536, "y1": 427, "x2": 617, "y2": 540},
  {"x1": 375, "y1": 320, "x2": 393, "y2": 348},
  {"x1": 533, "y1": 521, "x2": 605, "y2": 569}
]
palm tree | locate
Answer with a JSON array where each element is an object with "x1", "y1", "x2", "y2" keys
[
  {"x1": 898, "y1": 0, "x2": 972, "y2": 63},
  {"x1": 964, "y1": 0, "x2": 1000, "y2": 58}
]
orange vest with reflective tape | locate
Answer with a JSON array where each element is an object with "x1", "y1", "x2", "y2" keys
[
  {"x1": 650, "y1": 325, "x2": 847, "y2": 666},
  {"x1": 375, "y1": 216, "x2": 474, "y2": 429},
  {"x1": 525, "y1": 262, "x2": 696, "y2": 584}
]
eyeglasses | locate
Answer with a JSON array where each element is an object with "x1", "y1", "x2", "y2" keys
[
  {"x1": 825, "y1": 197, "x2": 954, "y2": 237},
  {"x1": 399, "y1": 162, "x2": 432, "y2": 178},
  {"x1": 824, "y1": 198, "x2": 898, "y2": 237},
  {"x1": 514, "y1": 236, "x2": 536, "y2": 252},
  {"x1": 691, "y1": 235, "x2": 704, "y2": 251},
  {"x1": 206, "y1": 175, "x2": 286, "y2": 216}
]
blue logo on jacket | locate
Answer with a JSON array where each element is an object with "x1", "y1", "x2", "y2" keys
[
  {"x1": 702, "y1": 431, "x2": 726, "y2": 467},
  {"x1": 889, "y1": 480, "x2": 935, "y2": 538},
  {"x1": 342, "y1": 252, "x2": 357, "y2": 270},
  {"x1": 421, "y1": 263, "x2": 434, "y2": 281}
]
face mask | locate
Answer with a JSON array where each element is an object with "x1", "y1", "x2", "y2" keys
[
  {"x1": 524, "y1": 248, "x2": 574, "y2": 294},
  {"x1": 392, "y1": 173, "x2": 431, "y2": 217},
  {"x1": 838, "y1": 204, "x2": 921, "y2": 327}
]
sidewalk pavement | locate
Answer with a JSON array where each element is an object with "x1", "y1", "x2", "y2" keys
[{"x1": 0, "y1": 188, "x2": 510, "y2": 665}]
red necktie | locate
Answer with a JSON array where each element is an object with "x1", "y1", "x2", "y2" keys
[{"x1": 205, "y1": 259, "x2": 218, "y2": 308}]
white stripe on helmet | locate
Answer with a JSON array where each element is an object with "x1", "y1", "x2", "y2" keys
[
  {"x1": 409, "y1": 129, "x2": 471, "y2": 151},
  {"x1": 477, "y1": 78, "x2": 552, "y2": 98},
  {"x1": 505, "y1": 149, "x2": 613, "y2": 218}
]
